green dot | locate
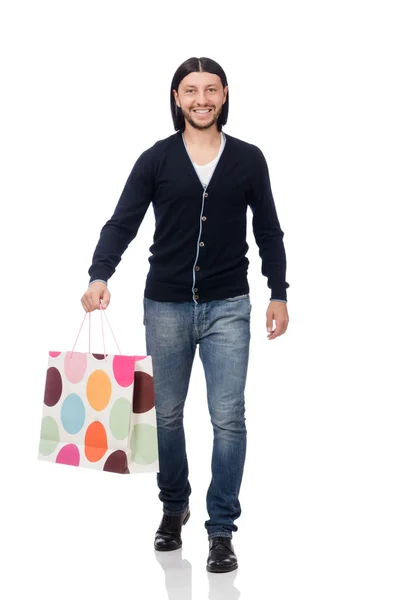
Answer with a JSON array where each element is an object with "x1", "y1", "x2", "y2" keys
[
  {"x1": 39, "y1": 416, "x2": 60, "y2": 456},
  {"x1": 110, "y1": 398, "x2": 131, "y2": 440},
  {"x1": 130, "y1": 424, "x2": 158, "y2": 465}
]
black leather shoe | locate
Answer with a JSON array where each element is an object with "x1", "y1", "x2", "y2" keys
[
  {"x1": 206, "y1": 537, "x2": 238, "y2": 573},
  {"x1": 154, "y1": 506, "x2": 190, "y2": 551}
]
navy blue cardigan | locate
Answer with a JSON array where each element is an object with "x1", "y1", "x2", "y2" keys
[{"x1": 88, "y1": 131, "x2": 289, "y2": 302}]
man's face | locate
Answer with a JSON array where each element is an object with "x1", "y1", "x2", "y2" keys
[{"x1": 173, "y1": 72, "x2": 228, "y2": 131}]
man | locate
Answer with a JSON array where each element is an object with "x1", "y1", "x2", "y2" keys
[{"x1": 81, "y1": 56, "x2": 290, "y2": 573}]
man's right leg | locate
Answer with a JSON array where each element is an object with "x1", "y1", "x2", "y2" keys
[{"x1": 144, "y1": 298, "x2": 196, "y2": 549}]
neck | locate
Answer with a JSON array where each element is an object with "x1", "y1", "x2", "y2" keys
[{"x1": 182, "y1": 122, "x2": 222, "y2": 147}]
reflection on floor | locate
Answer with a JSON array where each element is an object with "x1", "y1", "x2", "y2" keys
[{"x1": 154, "y1": 548, "x2": 241, "y2": 600}]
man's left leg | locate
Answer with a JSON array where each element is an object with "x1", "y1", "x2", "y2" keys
[{"x1": 198, "y1": 295, "x2": 251, "y2": 572}]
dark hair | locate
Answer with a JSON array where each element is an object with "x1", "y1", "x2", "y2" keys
[{"x1": 170, "y1": 57, "x2": 229, "y2": 132}]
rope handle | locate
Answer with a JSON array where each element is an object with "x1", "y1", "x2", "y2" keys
[{"x1": 70, "y1": 302, "x2": 122, "y2": 358}]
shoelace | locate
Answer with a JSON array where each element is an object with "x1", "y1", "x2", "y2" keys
[
  {"x1": 163, "y1": 515, "x2": 172, "y2": 527},
  {"x1": 211, "y1": 538, "x2": 231, "y2": 548}
]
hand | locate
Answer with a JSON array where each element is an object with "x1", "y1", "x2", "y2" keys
[
  {"x1": 266, "y1": 301, "x2": 289, "y2": 340},
  {"x1": 81, "y1": 282, "x2": 111, "y2": 312}
]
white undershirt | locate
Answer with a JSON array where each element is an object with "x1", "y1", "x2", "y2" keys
[{"x1": 192, "y1": 133, "x2": 226, "y2": 187}]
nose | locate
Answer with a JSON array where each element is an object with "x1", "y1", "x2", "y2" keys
[{"x1": 196, "y1": 90, "x2": 209, "y2": 105}]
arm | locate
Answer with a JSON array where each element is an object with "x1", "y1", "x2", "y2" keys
[
  {"x1": 248, "y1": 146, "x2": 290, "y2": 302},
  {"x1": 88, "y1": 148, "x2": 155, "y2": 283}
]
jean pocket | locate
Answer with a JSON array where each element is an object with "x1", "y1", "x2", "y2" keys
[{"x1": 225, "y1": 294, "x2": 249, "y2": 302}]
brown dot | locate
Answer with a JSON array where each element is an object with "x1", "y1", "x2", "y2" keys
[
  {"x1": 44, "y1": 367, "x2": 63, "y2": 407},
  {"x1": 103, "y1": 450, "x2": 130, "y2": 474},
  {"x1": 92, "y1": 353, "x2": 105, "y2": 360},
  {"x1": 133, "y1": 372, "x2": 155, "y2": 414}
]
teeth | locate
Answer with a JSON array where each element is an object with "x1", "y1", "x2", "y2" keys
[{"x1": 194, "y1": 109, "x2": 210, "y2": 113}]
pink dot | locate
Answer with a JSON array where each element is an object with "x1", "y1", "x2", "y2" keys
[
  {"x1": 56, "y1": 444, "x2": 80, "y2": 466},
  {"x1": 113, "y1": 355, "x2": 146, "y2": 387},
  {"x1": 49, "y1": 351, "x2": 62, "y2": 357},
  {"x1": 64, "y1": 351, "x2": 88, "y2": 384}
]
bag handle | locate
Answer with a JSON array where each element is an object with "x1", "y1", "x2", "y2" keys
[{"x1": 70, "y1": 302, "x2": 122, "y2": 358}]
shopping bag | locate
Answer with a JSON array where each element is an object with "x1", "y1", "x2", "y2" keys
[{"x1": 38, "y1": 305, "x2": 159, "y2": 474}]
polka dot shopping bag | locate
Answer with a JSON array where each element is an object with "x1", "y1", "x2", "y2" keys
[{"x1": 38, "y1": 305, "x2": 159, "y2": 474}]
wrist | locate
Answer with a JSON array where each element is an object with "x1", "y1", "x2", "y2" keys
[{"x1": 89, "y1": 279, "x2": 108, "y2": 286}]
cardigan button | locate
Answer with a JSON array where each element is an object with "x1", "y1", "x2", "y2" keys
[
  {"x1": 194, "y1": 295, "x2": 199, "y2": 300},
  {"x1": 195, "y1": 266, "x2": 200, "y2": 271},
  {"x1": 204, "y1": 192, "x2": 208, "y2": 198},
  {"x1": 202, "y1": 216, "x2": 207, "y2": 221},
  {"x1": 199, "y1": 242, "x2": 204, "y2": 247}
]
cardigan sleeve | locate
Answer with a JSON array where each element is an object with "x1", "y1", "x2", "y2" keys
[
  {"x1": 88, "y1": 148, "x2": 155, "y2": 283},
  {"x1": 248, "y1": 146, "x2": 290, "y2": 301}
]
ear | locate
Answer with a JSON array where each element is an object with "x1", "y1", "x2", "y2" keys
[
  {"x1": 173, "y1": 89, "x2": 180, "y2": 108},
  {"x1": 223, "y1": 85, "x2": 229, "y2": 104}
]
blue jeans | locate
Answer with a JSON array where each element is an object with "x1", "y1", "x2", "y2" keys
[{"x1": 143, "y1": 294, "x2": 251, "y2": 539}]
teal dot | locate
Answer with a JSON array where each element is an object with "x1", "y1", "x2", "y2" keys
[
  {"x1": 110, "y1": 397, "x2": 131, "y2": 440},
  {"x1": 61, "y1": 393, "x2": 85, "y2": 434},
  {"x1": 39, "y1": 417, "x2": 60, "y2": 455},
  {"x1": 130, "y1": 424, "x2": 158, "y2": 465}
]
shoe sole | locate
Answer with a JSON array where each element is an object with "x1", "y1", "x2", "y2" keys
[
  {"x1": 206, "y1": 562, "x2": 238, "y2": 573},
  {"x1": 154, "y1": 509, "x2": 190, "y2": 552}
]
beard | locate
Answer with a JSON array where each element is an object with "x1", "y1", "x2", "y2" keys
[{"x1": 182, "y1": 106, "x2": 221, "y2": 130}]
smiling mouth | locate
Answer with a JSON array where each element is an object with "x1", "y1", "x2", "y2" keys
[{"x1": 192, "y1": 109, "x2": 213, "y2": 115}]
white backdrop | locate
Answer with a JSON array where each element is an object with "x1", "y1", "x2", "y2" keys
[{"x1": 1, "y1": 1, "x2": 396, "y2": 599}]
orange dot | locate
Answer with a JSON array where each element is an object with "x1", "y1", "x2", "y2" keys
[
  {"x1": 85, "y1": 421, "x2": 108, "y2": 462},
  {"x1": 86, "y1": 369, "x2": 112, "y2": 411}
]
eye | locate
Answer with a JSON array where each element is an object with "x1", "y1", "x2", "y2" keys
[{"x1": 209, "y1": 88, "x2": 216, "y2": 92}]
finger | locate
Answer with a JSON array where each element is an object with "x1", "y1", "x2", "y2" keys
[
  {"x1": 84, "y1": 292, "x2": 99, "y2": 312},
  {"x1": 81, "y1": 297, "x2": 91, "y2": 313},
  {"x1": 267, "y1": 322, "x2": 281, "y2": 339},
  {"x1": 266, "y1": 320, "x2": 275, "y2": 335},
  {"x1": 101, "y1": 288, "x2": 111, "y2": 309},
  {"x1": 280, "y1": 317, "x2": 289, "y2": 335},
  {"x1": 268, "y1": 320, "x2": 288, "y2": 339},
  {"x1": 89, "y1": 292, "x2": 102, "y2": 311},
  {"x1": 282, "y1": 320, "x2": 289, "y2": 334},
  {"x1": 267, "y1": 329, "x2": 280, "y2": 340}
]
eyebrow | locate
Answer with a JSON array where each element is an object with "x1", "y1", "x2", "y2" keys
[{"x1": 183, "y1": 84, "x2": 219, "y2": 89}]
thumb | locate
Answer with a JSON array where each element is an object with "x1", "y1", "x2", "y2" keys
[{"x1": 101, "y1": 288, "x2": 111, "y2": 309}]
